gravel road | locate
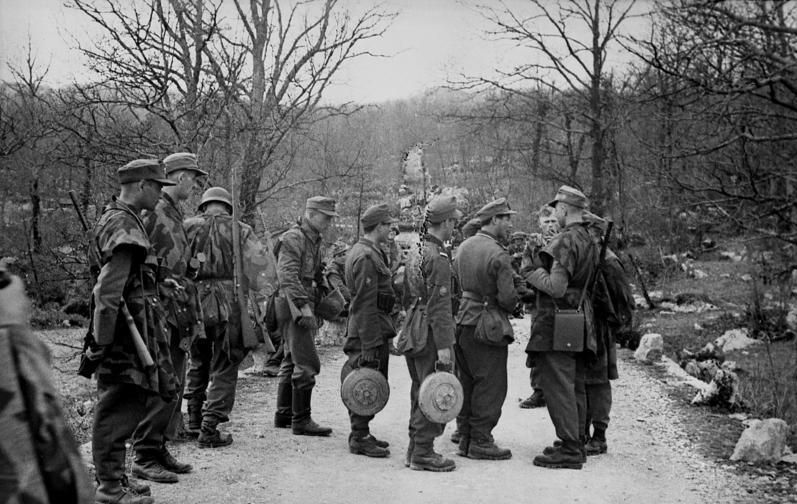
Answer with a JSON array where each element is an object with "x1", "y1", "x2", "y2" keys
[{"x1": 146, "y1": 317, "x2": 756, "y2": 504}]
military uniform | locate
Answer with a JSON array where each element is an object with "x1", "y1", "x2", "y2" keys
[
  {"x1": 131, "y1": 153, "x2": 207, "y2": 479},
  {"x1": 400, "y1": 194, "x2": 462, "y2": 472},
  {"x1": 453, "y1": 198, "x2": 518, "y2": 460},
  {"x1": 342, "y1": 203, "x2": 397, "y2": 456},
  {"x1": 525, "y1": 186, "x2": 599, "y2": 470},
  {"x1": 0, "y1": 269, "x2": 93, "y2": 504},
  {"x1": 184, "y1": 187, "x2": 275, "y2": 447},
  {"x1": 273, "y1": 196, "x2": 337, "y2": 436},
  {"x1": 90, "y1": 160, "x2": 178, "y2": 504}
]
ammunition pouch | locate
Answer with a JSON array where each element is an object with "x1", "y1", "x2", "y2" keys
[{"x1": 376, "y1": 291, "x2": 396, "y2": 313}]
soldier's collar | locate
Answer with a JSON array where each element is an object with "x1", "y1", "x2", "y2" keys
[
  {"x1": 300, "y1": 217, "x2": 321, "y2": 242},
  {"x1": 424, "y1": 233, "x2": 444, "y2": 247}
]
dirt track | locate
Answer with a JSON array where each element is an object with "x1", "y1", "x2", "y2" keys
[{"x1": 146, "y1": 317, "x2": 755, "y2": 504}]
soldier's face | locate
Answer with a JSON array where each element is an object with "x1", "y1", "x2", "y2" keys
[
  {"x1": 308, "y1": 211, "x2": 334, "y2": 233},
  {"x1": 539, "y1": 214, "x2": 559, "y2": 238},
  {"x1": 177, "y1": 172, "x2": 202, "y2": 200},
  {"x1": 139, "y1": 180, "x2": 163, "y2": 210},
  {"x1": 553, "y1": 203, "x2": 567, "y2": 227},
  {"x1": 494, "y1": 215, "x2": 513, "y2": 241}
]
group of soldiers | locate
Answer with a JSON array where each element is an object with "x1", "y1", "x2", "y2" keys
[{"x1": 79, "y1": 153, "x2": 630, "y2": 503}]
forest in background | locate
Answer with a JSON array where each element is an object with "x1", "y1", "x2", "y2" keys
[{"x1": 1, "y1": 0, "x2": 796, "y2": 309}]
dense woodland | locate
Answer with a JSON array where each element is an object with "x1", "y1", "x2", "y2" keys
[{"x1": 1, "y1": 0, "x2": 796, "y2": 307}]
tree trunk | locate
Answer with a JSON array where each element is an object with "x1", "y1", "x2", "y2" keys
[
  {"x1": 589, "y1": 0, "x2": 605, "y2": 215},
  {"x1": 29, "y1": 176, "x2": 41, "y2": 253}
]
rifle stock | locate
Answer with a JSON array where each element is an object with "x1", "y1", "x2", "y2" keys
[
  {"x1": 230, "y1": 173, "x2": 259, "y2": 350},
  {"x1": 68, "y1": 190, "x2": 155, "y2": 371}
]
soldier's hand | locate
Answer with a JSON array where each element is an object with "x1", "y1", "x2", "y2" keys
[
  {"x1": 436, "y1": 347, "x2": 453, "y2": 369},
  {"x1": 298, "y1": 304, "x2": 319, "y2": 329},
  {"x1": 85, "y1": 343, "x2": 109, "y2": 362},
  {"x1": 163, "y1": 277, "x2": 183, "y2": 290},
  {"x1": 359, "y1": 347, "x2": 380, "y2": 369}
]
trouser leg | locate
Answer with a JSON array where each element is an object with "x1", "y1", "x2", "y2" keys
[
  {"x1": 457, "y1": 326, "x2": 507, "y2": 443},
  {"x1": 406, "y1": 337, "x2": 444, "y2": 449},
  {"x1": 537, "y1": 351, "x2": 580, "y2": 443},
  {"x1": 93, "y1": 382, "x2": 148, "y2": 482},
  {"x1": 453, "y1": 328, "x2": 472, "y2": 439},
  {"x1": 586, "y1": 381, "x2": 612, "y2": 434},
  {"x1": 165, "y1": 336, "x2": 188, "y2": 440},
  {"x1": 203, "y1": 324, "x2": 239, "y2": 424},
  {"x1": 530, "y1": 365, "x2": 544, "y2": 395},
  {"x1": 342, "y1": 343, "x2": 389, "y2": 437},
  {"x1": 184, "y1": 335, "x2": 212, "y2": 410}
]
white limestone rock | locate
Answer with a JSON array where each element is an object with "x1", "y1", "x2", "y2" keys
[
  {"x1": 714, "y1": 328, "x2": 762, "y2": 353},
  {"x1": 730, "y1": 418, "x2": 789, "y2": 463},
  {"x1": 634, "y1": 333, "x2": 664, "y2": 363}
]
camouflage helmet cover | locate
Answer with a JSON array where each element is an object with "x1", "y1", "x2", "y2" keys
[{"x1": 199, "y1": 186, "x2": 232, "y2": 211}]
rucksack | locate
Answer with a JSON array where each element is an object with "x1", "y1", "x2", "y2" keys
[{"x1": 594, "y1": 252, "x2": 636, "y2": 330}]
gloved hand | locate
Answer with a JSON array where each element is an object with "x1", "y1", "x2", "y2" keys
[
  {"x1": 85, "y1": 343, "x2": 109, "y2": 362},
  {"x1": 358, "y1": 347, "x2": 381, "y2": 369},
  {"x1": 297, "y1": 304, "x2": 319, "y2": 329}
]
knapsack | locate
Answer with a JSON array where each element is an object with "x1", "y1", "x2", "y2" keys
[{"x1": 594, "y1": 252, "x2": 636, "y2": 330}]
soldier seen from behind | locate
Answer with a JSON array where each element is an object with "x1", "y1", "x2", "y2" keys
[
  {"x1": 183, "y1": 187, "x2": 277, "y2": 448},
  {"x1": 453, "y1": 198, "x2": 518, "y2": 461},
  {"x1": 524, "y1": 185, "x2": 599, "y2": 470},
  {"x1": 398, "y1": 194, "x2": 462, "y2": 472},
  {"x1": 88, "y1": 159, "x2": 180, "y2": 504},
  {"x1": 272, "y1": 197, "x2": 337, "y2": 437},
  {"x1": 342, "y1": 203, "x2": 398, "y2": 458},
  {"x1": 131, "y1": 153, "x2": 206, "y2": 484}
]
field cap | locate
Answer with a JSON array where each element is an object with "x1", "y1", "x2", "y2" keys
[
  {"x1": 361, "y1": 203, "x2": 396, "y2": 228},
  {"x1": 426, "y1": 194, "x2": 463, "y2": 224},
  {"x1": 163, "y1": 152, "x2": 208, "y2": 177},
  {"x1": 548, "y1": 185, "x2": 588, "y2": 209},
  {"x1": 306, "y1": 196, "x2": 339, "y2": 217},
  {"x1": 118, "y1": 159, "x2": 175, "y2": 186},
  {"x1": 476, "y1": 197, "x2": 517, "y2": 221}
]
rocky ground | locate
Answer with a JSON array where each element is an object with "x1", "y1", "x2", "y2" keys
[{"x1": 42, "y1": 315, "x2": 794, "y2": 504}]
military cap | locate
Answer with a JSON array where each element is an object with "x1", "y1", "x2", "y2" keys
[
  {"x1": 361, "y1": 203, "x2": 396, "y2": 228},
  {"x1": 582, "y1": 210, "x2": 608, "y2": 231},
  {"x1": 199, "y1": 186, "x2": 232, "y2": 211},
  {"x1": 548, "y1": 185, "x2": 588, "y2": 209},
  {"x1": 118, "y1": 159, "x2": 176, "y2": 186},
  {"x1": 475, "y1": 197, "x2": 517, "y2": 221},
  {"x1": 461, "y1": 217, "x2": 482, "y2": 238},
  {"x1": 426, "y1": 194, "x2": 463, "y2": 224},
  {"x1": 306, "y1": 196, "x2": 339, "y2": 217},
  {"x1": 163, "y1": 152, "x2": 209, "y2": 177},
  {"x1": 511, "y1": 231, "x2": 529, "y2": 241}
]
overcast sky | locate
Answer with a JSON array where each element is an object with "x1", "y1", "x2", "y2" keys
[{"x1": 0, "y1": 0, "x2": 650, "y2": 104}]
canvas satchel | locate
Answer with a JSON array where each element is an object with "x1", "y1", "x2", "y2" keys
[
  {"x1": 473, "y1": 302, "x2": 514, "y2": 347},
  {"x1": 395, "y1": 298, "x2": 429, "y2": 357}
]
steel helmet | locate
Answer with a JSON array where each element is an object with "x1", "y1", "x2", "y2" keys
[{"x1": 198, "y1": 187, "x2": 232, "y2": 211}]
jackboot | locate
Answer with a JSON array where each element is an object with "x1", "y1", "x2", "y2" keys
[
  {"x1": 410, "y1": 444, "x2": 456, "y2": 472},
  {"x1": 274, "y1": 382, "x2": 293, "y2": 428},
  {"x1": 95, "y1": 480, "x2": 155, "y2": 504},
  {"x1": 186, "y1": 403, "x2": 202, "y2": 438},
  {"x1": 467, "y1": 438, "x2": 512, "y2": 461},
  {"x1": 197, "y1": 417, "x2": 233, "y2": 448},
  {"x1": 349, "y1": 433, "x2": 390, "y2": 458},
  {"x1": 291, "y1": 388, "x2": 332, "y2": 436},
  {"x1": 533, "y1": 440, "x2": 584, "y2": 470}
]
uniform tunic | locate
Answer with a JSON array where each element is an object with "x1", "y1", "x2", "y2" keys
[
  {"x1": 403, "y1": 234, "x2": 457, "y2": 448},
  {"x1": 342, "y1": 237, "x2": 396, "y2": 436},
  {"x1": 453, "y1": 230, "x2": 517, "y2": 443}
]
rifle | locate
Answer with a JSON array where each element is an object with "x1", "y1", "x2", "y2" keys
[
  {"x1": 68, "y1": 191, "x2": 155, "y2": 377},
  {"x1": 230, "y1": 169, "x2": 260, "y2": 350},
  {"x1": 579, "y1": 220, "x2": 614, "y2": 309}
]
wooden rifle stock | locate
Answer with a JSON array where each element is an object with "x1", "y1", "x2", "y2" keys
[
  {"x1": 68, "y1": 190, "x2": 155, "y2": 369},
  {"x1": 230, "y1": 172, "x2": 259, "y2": 350}
]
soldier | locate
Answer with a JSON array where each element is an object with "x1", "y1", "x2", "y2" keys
[
  {"x1": 89, "y1": 159, "x2": 179, "y2": 504},
  {"x1": 272, "y1": 197, "x2": 337, "y2": 436},
  {"x1": 184, "y1": 187, "x2": 276, "y2": 448},
  {"x1": 342, "y1": 203, "x2": 397, "y2": 458},
  {"x1": 508, "y1": 231, "x2": 528, "y2": 273},
  {"x1": 519, "y1": 205, "x2": 561, "y2": 409},
  {"x1": 453, "y1": 198, "x2": 518, "y2": 461},
  {"x1": 324, "y1": 240, "x2": 351, "y2": 304},
  {"x1": 524, "y1": 185, "x2": 599, "y2": 470},
  {"x1": 131, "y1": 153, "x2": 206, "y2": 483},
  {"x1": 0, "y1": 267, "x2": 94, "y2": 504},
  {"x1": 402, "y1": 195, "x2": 461, "y2": 472}
]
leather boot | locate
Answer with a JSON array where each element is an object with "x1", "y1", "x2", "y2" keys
[
  {"x1": 349, "y1": 433, "x2": 390, "y2": 458},
  {"x1": 410, "y1": 444, "x2": 456, "y2": 472},
  {"x1": 159, "y1": 447, "x2": 193, "y2": 474},
  {"x1": 585, "y1": 427, "x2": 607, "y2": 455},
  {"x1": 198, "y1": 417, "x2": 233, "y2": 448},
  {"x1": 467, "y1": 438, "x2": 512, "y2": 461},
  {"x1": 533, "y1": 440, "x2": 584, "y2": 470},
  {"x1": 120, "y1": 474, "x2": 150, "y2": 496},
  {"x1": 274, "y1": 382, "x2": 293, "y2": 428},
  {"x1": 291, "y1": 388, "x2": 332, "y2": 436},
  {"x1": 519, "y1": 390, "x2": 546, "y2": 409},
  {"x1": 96, "y1": 480, "x2": 155, "y2": 504},
  {"x1": 542, "y1": 439, "x2": 563, "y2": 455},
  {"x1": 186, "y1": 403, "x2": 202, "y2": 437}
]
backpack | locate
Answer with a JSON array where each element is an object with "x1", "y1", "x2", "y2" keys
[{"x1": 594, "y1": 252, "x2": 636, "y2": 330}]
